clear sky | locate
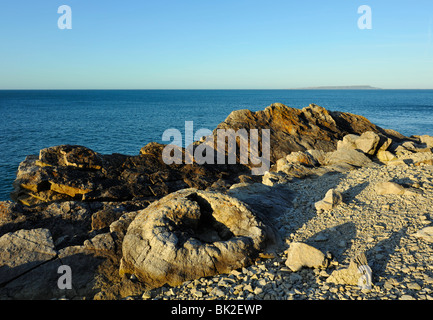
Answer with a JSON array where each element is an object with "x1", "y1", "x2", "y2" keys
[{"x1": 0, "y1": 0, "x2": 432, "y2": 89}]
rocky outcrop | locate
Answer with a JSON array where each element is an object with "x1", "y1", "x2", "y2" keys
[
  {"x1": 11, "y1": 144, "x2": 250, "y2": 206},
  {"x1": 3, "y1": 103, "x2": 433, "y2": 300},
  {"x1": 211, "y1": 103, "x2": 405, "y2": 165},
  {"x1": 120, "y1": 188, "x2": 278, "y2": 289},
  {"x1": 266, "y1": 128, "x2": 433, "y2": 187},
  {"x1": 10, "y1": 104, "x2": 413, "y2": 207}
]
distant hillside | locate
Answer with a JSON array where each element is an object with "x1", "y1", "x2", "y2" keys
[{"x1": 292, "y1": 85, "x2": 382, "y2": 90}]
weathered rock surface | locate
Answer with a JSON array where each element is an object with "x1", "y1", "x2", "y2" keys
[
  {"x1": 327, "y1": 253, "x2": 371, "y2": 286},
  {"x1": 211, "y1": 103, "x2": 405, "y2": 165},
  {"x1": 0, "y1": 228, "x2": 57, "y2": 285},
  {"x1": 120, "y1": 188, "x2": 278, "y2": 289},
  {"x1": 285, "y1": 242, "x2": 328, "y2": 272},
  {"x1": 324, "y1": 148, "x2": 372, "y2": 168},
  {"x1": 11, "y1": 144, "x2": 249, "y2": 206},
  {"x1": 412, "y1": 226, "x2": 433, "y2": 243},
  {"x1": 337, "y1": 131, "x2": 386, "y2": 155},
  {"x1": 0, "y1": 199, "x2": 147, "y2": 299},
  {"x1": 375, "y1": 181, "x2": 406, "y2": 195}
]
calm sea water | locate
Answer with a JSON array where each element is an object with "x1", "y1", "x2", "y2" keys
[{"x1": 1, "y1": 89, "x2": 433, "y2": 201}]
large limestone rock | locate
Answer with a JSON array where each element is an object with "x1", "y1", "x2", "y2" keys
[
  {"x1": 0, "y1": 199, "x2": 146, "y2": 299},
  {"x1": 0, "y1": 233, "x2": 121, "y2": 299},
  {"x1": 120, "y1": 188, "x2": 277, "y2": 289}
]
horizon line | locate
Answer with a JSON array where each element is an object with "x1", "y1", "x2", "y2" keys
[{"x1": 1, "y1": 88, "x2": 433, "y2": 91}]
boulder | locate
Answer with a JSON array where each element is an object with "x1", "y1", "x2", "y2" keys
[
  {"x1": 211, "y1": 103, "x2": 402, "y2": 165},
  {"x1": 377, "y1": 150, "x2": 397, "y2": 162},
  {"x1": 38, "y1": 145, "x2": 103, "y2": 170},
  {"x1": 418, "y1": 135, "x2": 433, "y2": 148},
  {"x1": 262, "y1": 171, "x2": 294, "y2": 186},
  {"x1": 338, "y1": 131, "x2": 392, "y2": 156},
  {"x1": 314, "y1": 189, "x2": 343, "y2": 213},
  {"x1": 401, "y1": 141, "x2": 432, "y2": 153},
  {"x1": 324, "y1": 149, "x2": 372, "y2": 168},
  {"x1": 355, "y1": 131, "x2": 381, "y2": 155},
  {"x1": 286, "y1": 151, "x2": 318, "y2": 167},
  {"x1": 337, "y1": 134, "x2": 359, "y2": 150},
  {"x1": 120, "y1": 188, "x2": 277, "y2": 288},
  {"x1": 306, "y1": 149, "x2": 327, "y2": 166},
  {"x1": 284, "y1": 242, "x2": 328, "y2": 272}
]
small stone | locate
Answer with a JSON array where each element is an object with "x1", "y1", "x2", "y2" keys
[
  {"x1": 254, "y1": 287, "x2": 263, "y2": 295},
  {"x1": 400, "y1": 294, "x2": 415, "y2": 300},
  {"x1": 375, "y1": 181, "x2": 405, "y2": 195},
  {"x1": 212, "y1": 288, "x2": 225, "y2": 297},
  {"x1": 407, "y1": 282, "x2": 422, "y2": 290},
  {"x1": 244, "y1": 284, "x2": 254, "y2": 293},
  {"x1": 412, "y1": 226, "x2": 433, "y2": 243},
  {"x1": 230, "y1": 269, "x2": 242, "y2": 278},
  {"x1": 257, "y1": 279, "x2": 268, "y2": 287},
  {"x1": 289, "y1": 273, "x2": 303, "y2": 282},
  {"x1": 327, "y1": 253, "x2": 372, "y2": 288},
  {"x1": 314, "y1": 189, "x2": 343, "y2": 213},
  {"x1": 192, "y1": 288, "x2": 204, "y2": 298},
  {"x1": 141, "y1": 291, "x2": 152, "y2": 300}
]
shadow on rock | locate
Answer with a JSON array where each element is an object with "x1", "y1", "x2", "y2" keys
[{"x1": 305, "y1": 221, "x2": 357, "y2": 261}]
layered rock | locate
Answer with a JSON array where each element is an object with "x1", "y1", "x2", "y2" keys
[
  {"x1": 10, "y1": 104, "x2": 413, "y2": 207},
  {"x1": 11, "y1": 144, "x2": 249, "y2": 206},
  {"x1": 211, "y1": 103, "x2": 405, "y2": 165}
]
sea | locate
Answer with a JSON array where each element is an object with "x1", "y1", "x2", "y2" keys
[{"x1": 1, "y1": 89, "x2": 433, "y2": 201}]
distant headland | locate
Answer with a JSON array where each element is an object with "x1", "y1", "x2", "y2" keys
[{"x1": 291, "y1": 85, "x2": 382, "y2": 90}]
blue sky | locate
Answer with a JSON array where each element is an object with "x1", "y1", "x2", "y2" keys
[{"x1": 0, "y1": 0, "x2": 432, "y2": 89}]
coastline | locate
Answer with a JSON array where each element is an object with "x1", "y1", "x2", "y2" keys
[{"x1": 1, "y1": 103, "x2": 433, "y2": 301}]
